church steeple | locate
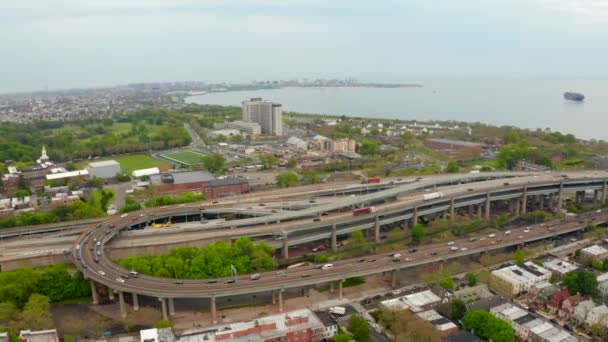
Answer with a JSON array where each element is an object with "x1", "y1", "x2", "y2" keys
[{"x1": 40, "y1": 145, "x2": 49, "y2": 161}]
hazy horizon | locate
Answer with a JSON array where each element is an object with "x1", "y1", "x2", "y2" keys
[{"x1": 2, "y1": 0, "x2": 608, "y2": 93}]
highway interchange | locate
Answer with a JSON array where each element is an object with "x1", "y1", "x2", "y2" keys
[{"x1": 72, "y1": 171, "x2": 608, "y2": 302}]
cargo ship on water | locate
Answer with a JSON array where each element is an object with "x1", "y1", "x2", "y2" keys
[{"x1": 564, "y1": 91, "x2": 585, "y2": 102}]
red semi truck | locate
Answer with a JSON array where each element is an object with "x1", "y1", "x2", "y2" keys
[
  {"x1": 353, "y1": 206, "x2": 378, "y2": 216},
  {"x1": 362, "y1": 177, "x2": 381, "y2": 184}
]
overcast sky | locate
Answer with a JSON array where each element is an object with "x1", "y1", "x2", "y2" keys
[{"x1": 1, "y1": 0, "x2": 607, "y2": 93}]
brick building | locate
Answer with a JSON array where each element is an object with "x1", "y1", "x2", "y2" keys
[
  {"x1": 149, "y1": 171, "x2": 215, "y2": 194},
  {"x1": 202, "y1": 178, "x2": 249, "y2": 199},
  {"x1": 178, "y1": 309, "x2": 326, "y2": 342}
]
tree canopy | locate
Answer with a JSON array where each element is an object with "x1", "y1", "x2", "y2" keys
[
  {"x1": 463, "y1": 310, "x2": 515, "y2": 342},
  {"x1": 275, "y1": 171, "x2": 299, "y2": 188},
  {"x1": 117, "y1": 237, "x2": 277, "y2": 279},
  {"x1": 347, "y1": 315, "x2": 370, "y2": 342},
  {"x1": 563, "y1": 270, "x2": 598, "y2": 297},
  {"x1": 202, "y1": 154, "x2": 226, "y2": 174},
  {"x1": 0, "y1": 264, "x2": 90, "y2": 308},
  {"x1": 411, "y1": 223, "x2": 426, "y2": 243}
]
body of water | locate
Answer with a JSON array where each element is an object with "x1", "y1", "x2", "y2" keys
[{"x1": 187, "y1": 79, "x2": 608, "y2": 140}]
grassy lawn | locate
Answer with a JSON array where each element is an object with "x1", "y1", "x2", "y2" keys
[
  {"x1": 111, "y1": 154, "x2": 170, "y2": 174},
  {"x1": 161, "y1": 150, "x2": 206, "y2": 165}
]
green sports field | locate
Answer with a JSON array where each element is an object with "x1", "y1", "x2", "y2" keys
[
  {"x1": 161, "y1": 150, "x2": 206, "y2": 165},
  {"x1": 111, "y1": 154, "x2": 169, "y2": 174}
]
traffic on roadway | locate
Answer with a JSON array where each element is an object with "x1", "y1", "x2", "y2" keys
[{"x1": 72, "y1": 172, "x2": 608, "y2": 298}]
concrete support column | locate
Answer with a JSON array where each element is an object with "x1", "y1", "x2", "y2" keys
[
  {"x1": 132, "y1": 293, "x2": 139, "y2": 311},
  {"x1": 211, "y1": 296, "x2": 217, "y2": 324},
  {"x1": 159, "y1": 298, "x2": 168, "y2": 321},
  {"x1": 168, "y1": 298, "x2": 175, "y2": 316},
  {"x1": 338, "y1": 280, "x2": 344, "y2": 300},
  {"x1": 484, "y1": 193, "x2": 491, "y2": 221},
  {"x1": 108, "y1": 288, "x2": 115, "y2": 301},
  {"x1": 90, "y1": 280, "x2": 99, "y2": 305},
  {"x1": 329, "y1": 282, "x2": 335, "y2": 293},
  {"x1": 391, "y1": 270, "x2": 398, "y2": 288},
  {"x1": 594, "y1": 190, "x2": 600, "y2": 209},
  {"x1": 522, "y1": 186, "x2": 528, "y2": 214},
  {"x1": 374, "y1": 215, "x2": 380, "y2": 243},
  {"x1": 539, "y1": 195, "x2": 544, "y2": 211},
  {"x1": 411, "y1": 206, "x2": 418, "y2": 227},
  {"x1": 449, "y1": 198, "x2": 455, "y2": 220},
  {"x1": 272, "y1": 291, "x2": 276, "y2": 304},
  {"x1": 515, "y1": 199, "x2": 521, "y2": 216},
  {"x1": 331, "y1": 225, "x2": 338, "y2": 252},
  {"x1": 557, "y1": 184, "x2": 563, "y2": 212},
  {"x1": 602, "y1": 181, "x2": 607, "y2": 205},
  {"x1": 278, "y1": 289, "x2": 284, "y2": 313},
  {"x1": 118, "y1": 291, "x2": 127, "y2": 319},
  {"x1": 477, "y1": 203, "x2": 483, "y2": 217},
  {"x1": 282, "y1": 238, "x2": 289, "y2": 259}
]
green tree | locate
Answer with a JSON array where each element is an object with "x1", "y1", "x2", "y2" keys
[
  {"x1": 445, "y1": 160, "x2": 459, "y2": 173},
  {"x1": 86, "y1": 176, "x2": 104, "y2": 189},
  {"x1": 302, "y1": 172, "x2": 321, "y2": 185},
  {"x1": 449, "y1": 299, "x2": 467, "y2": 321},
  {"x1": 514, "y1": 250, "x2": 525, "y2": 266},
  {"x1": 348, "y1": 230, "x2": 368, "y2": 250},
  {"x1": 65, "y1": 162, "x2": 78, "y2": 171},
  {"x1": 202, "y1": 154, "x2": 226, "y2": 174},
  {"x1": 466, "y1": 272, "x2": 477, "y2": 287},
  {"x1": 21, "y1": 294, "x2": 53, "y2": 330},
  {"x1": 463, "y1": 310, "x2": 515, "y2": 342},
  {"x1": 258, "y1": 153, "x2": 278, "y2": 169},
  {"x1": 0, "y1": 302, "x2": 18, "y2": 323},
  {"x1": 563, "y1": 270, "x2": 598, "y2": 297},
  {"x1": 347, "y1": 315, "x2": 370, "y2": 342},
  {"x1": 439, "y1": 277, "x2": 455, "y2": 290},
  {"x1": 275, "y1": 171, "x2": 299, "y2": 188},
  {"x1": 14, "y1": 188, "x2": 31, "y2": 199},
  {"x1": 286, "y1": 156, "x2": 298, "y2": 169},
  {"x1": 334, "y1": 334, "x2": 353, "y2": 342},
  {"x1": 411, "y1": 223, "x2": 426, "y2": 243},
  {"x1": 358, "y1": 139, "x2": 380, "y2": 155}
]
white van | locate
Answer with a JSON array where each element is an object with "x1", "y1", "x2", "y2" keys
[{"x1": 321, "y1": 264, "x2": 334, "y2": 270}]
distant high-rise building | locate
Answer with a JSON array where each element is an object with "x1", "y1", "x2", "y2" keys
[{"x1": 242, "y1": 98, "x2": 283, "y2": 136}]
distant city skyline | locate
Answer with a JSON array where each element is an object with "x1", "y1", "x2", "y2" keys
[{"x1": 2, "y1": 0, "x2": 608, "y2": 93}]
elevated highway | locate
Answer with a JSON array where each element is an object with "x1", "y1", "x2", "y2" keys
[{"x1": 70, "y1": 171, "x2": 608, "y2": 320}]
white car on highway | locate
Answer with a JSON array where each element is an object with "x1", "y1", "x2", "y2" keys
[
  {"x1": 524, "y1": 229, "x2": 530, "y2": 233},
  {"x1": 447, "y1": 241, "x2": 455, "y2": 246},
  {"x1": 321, "y1": 264, "x2": 334, "y2": 270},
  {"x1": 97, "y1": 270, "x2": 105, "y2": 276},
  {"x1": 488, "y1": 234, "x2": 496, "y2": 238},
  {"x1": 450, "y1": 246, "x2": 459, "y2": 251},
  {"x1": 115, "y1": 277, "x2": 125, "y2": 283}
]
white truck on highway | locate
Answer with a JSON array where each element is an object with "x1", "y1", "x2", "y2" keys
[{"x1": 422, "y1": 192, "x2": 444, "y2": 201}]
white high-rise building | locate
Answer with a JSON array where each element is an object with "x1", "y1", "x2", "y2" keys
[{"x1": 242, "y1": 98, "x2": 283, "y2": 136}]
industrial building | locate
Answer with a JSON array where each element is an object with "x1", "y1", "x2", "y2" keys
[
  {"x1": 132, "y1": 167, "x2": 160, "y2": 179},
  {"x1": 580, "y1": 245, "x2": 608, "y2": 261},
  {"x1": 178, "y1": 309, "x2": 327, "y2": 342},
  {"x1": 380, "y1": 289, "x2": 442, "y2": 312},
  {"x1": 223, "y1": 120, "x2": 262, "y2": 136},
  {"x1": 242, "y1": 97, "x2": 283, "y2": 136},
  {"x1": 149, "y1": 171, "x2": 215, "y2": 193},
  {"x1": 202, "y1": 178, "x2": 249, "y2": 199},
  {"x1": 86, "y1": 160, "x2": 121, "y2": 179},
  {"x1": 491, "y1": 262, "x2": 551, "y2": 295},
  {"x1": 287, "y1": 136, "x2": 308, "y2": 150}
]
